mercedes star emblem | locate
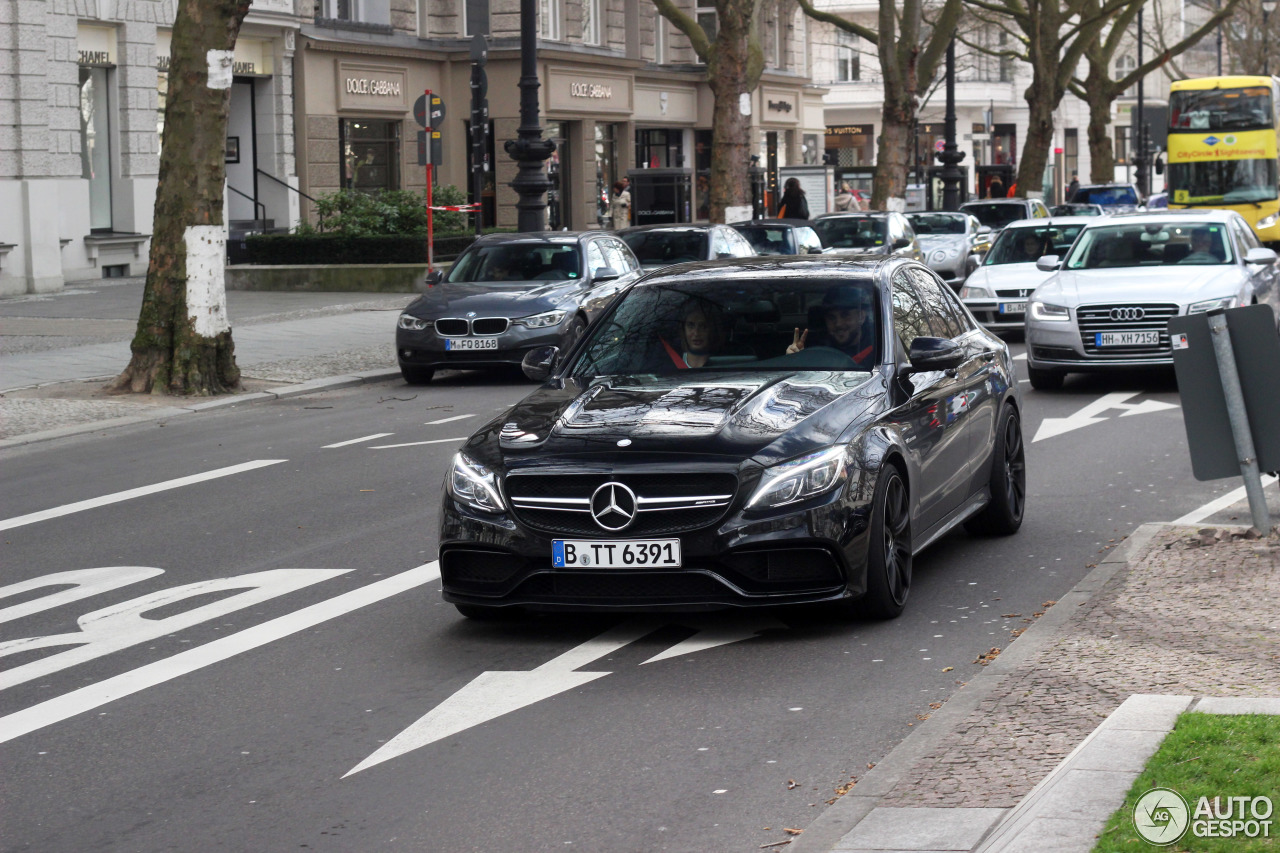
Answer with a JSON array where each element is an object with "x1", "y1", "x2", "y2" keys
[{"x1": 590, "y1": 482, "x2": 638, "y2": 532}]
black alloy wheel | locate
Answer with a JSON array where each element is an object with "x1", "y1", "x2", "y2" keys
[
  {"x1": 861, "y1": 465, "x2": 912, "y2": 619},
  {"x1": 965, "y1": 405, "x2": 1026, "y2": 536},
  {"x1": 562, "y1": 315, "x2": 587, "y2": 349},
  {"x1": 401, "y1": 365, "x2": 436, "y2": 385}
]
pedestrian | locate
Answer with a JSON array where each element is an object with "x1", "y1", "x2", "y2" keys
[
  {"x1": 1067, "y1": 172, "x2": 1080, "y2": 201},
  {"x1": 776, "y1": 177, "x2": 810, "y2": 220},
  {"x1": 987, "y1": 176, "x2": 1005, "y2": 199},
  {"x1": 609, "y1": 180, "x2": 631, "y2": 230},
  {"x1": 834, "y1": 182, "x2": 855, "y2": 211}
]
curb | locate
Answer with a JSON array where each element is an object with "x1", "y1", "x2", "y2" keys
[
  {"x1": 786, "y1": 522, "x2": 1168, "y2": 853},
  {"x1": 0, "y1": 368, "x2": 403, "y2": 449}
]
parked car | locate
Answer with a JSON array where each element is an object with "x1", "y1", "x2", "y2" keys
[
  {"x1": 395, "y1": 232, "x2": 643, "y2": 383},
  {"x1": 618, "y1": 223, "x2": 756, "y2": 271},
  {"x1": 959, "y1": 217, "x2": 1093, "y2": 332},
  {"x1": 729, "y1": 219, "x2": 825, "y2": 255},
  {"x1": 959, "y1": 197, "x2": 1051, "y2": 235},
  {"x1": 1025, "y1": 210, "x2": 1280, "y2": 389},
  {"x1": 1049, "y1": 203, "x2": 1106, "y2": 217},
  {"x1": 1068, "y1": 183, "x2": 1144, "y2": 212},
  {"x1": 438, "y1": 255, "x2": 1025, "y2": 621},
  {"x1": 905, "y1": 211, "x2": 993, "y2": 288},
  {"x1": 810, "y1": 211, "x2": 924, "y2": 261}
]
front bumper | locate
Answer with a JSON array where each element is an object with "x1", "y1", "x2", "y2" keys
[
  {"x1": 963, "y1": 299, "x2": 1026, "y2": 331},
  {"x1": 438, "y1": 488, "x2": 873, "y2": 612},
  {"x1": 1025, "y1": 319, "x2": 1175, "y2": 371},
  {"x1": 396, "y1": 322, "x2": 570, "y2": 370}
]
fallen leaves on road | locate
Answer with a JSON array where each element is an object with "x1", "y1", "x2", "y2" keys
[
  {"x1": 1001, "y1": 613, "x2": 1022, "y2": 618},
  {"x1": 760, "y1": 841, "x2": 791, "y2": 849},
  {"x1": 783, "y1": 827, "x2": 803, "y2": 835},
  {"x1": 941, "y1": 666, "x2": 953, "y2": 672},
  {"x1": 974, "y1": 647, "x2": 1001, "y2": 665},
  {"x1": 787, "y1": 779, "x2": 798, "y2": 790}
]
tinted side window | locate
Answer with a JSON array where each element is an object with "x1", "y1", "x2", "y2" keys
[
  {"x1": 909, "y1": 268, "x2": 967, "y2": 338},
  {"x1": 891, "y1": 271, "x2": 933, "y2": 355}
]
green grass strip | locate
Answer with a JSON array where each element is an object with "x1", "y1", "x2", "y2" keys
[{"x1": 1093, "y1": 712, "x2": 1280, "y2": 851}]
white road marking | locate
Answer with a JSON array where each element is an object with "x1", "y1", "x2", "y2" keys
[
  {"x1": 640, "y1": 616, "x2": 785, "y2": 665},
  {"x1": 1173, "y1": 474, "x2": 1279, "y2": 525},
  {"x1": 0, "y1": 460, "x2": 287, "y2": 532},
  {"x1": 1032, "y1": 392, "x2": 1178, "y2": 442},
  {"x1": 370, "y1": 437, "x2": 467, "y2": 449},
  {"x1": 0, "y1": 562, "x2": 440, "y2": 745},
  {"x1": 1013, "y1": 353, "x2": 1027, "y2": 361},
  {"x1": 424, "y1": 414, "x2": 475, "y2": 425},
  {"x1": 324, "y1": 433, "x2": 393, "y2": 448},
  {"x1": 0, "y1": 569, "x2": 348, "y2": 690},
  {"x1": 0, "y1": 567, "x2": 163, "y2": 625}
]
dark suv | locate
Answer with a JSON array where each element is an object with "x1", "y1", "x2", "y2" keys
[{"x1": 959, "y1": 197, "x2": 1051, "y2": 234}]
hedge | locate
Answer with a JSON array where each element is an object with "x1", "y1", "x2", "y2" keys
[{"x1": 244, "y1": 232, "x2": 479, "y2": 265}]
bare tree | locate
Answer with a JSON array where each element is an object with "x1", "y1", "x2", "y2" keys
[
  {"x1": 797, "y1": 0, "x2": 964, "y2": 209},
  {"x1": 1070, "y1": 0, "x2": 1241, "y2": 182},
  {"x1": 1163, "y1": 0, "x2": 1279, "y2": 75},
  {"x1": 112, "y1": 0, "x2": 251, "y2": 396},
  {"x1": 652, "y1": 0, "x2": 766, "y2": 222}
]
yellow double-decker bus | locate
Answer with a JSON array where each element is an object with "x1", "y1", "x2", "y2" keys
[{"x1": 1166, "y1": 75, "x2": 1280, "y2": 246}]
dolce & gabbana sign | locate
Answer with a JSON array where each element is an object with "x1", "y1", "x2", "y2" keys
[
  {"x1": 571, "y1": 82, "x2": 613, "y2": 99},
  {"x1": 548, "y1": 67, "x2": 632, "y2": 114},
  {"x1": 337, "y1": 62, "x2": 408, "y2": 112}
]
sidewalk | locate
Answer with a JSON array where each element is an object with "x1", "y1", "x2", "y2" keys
[{"x1": 3, "y1": 277, "x2": 1278, "y2": 852}]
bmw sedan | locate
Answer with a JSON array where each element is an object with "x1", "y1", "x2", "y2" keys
[
  {"x1": 395, "y1": 232, "x2": 643, "y2": 383},
  {"x1": 1025, "y1": 211, "x2": 1280, "y2": 389},
  {"x1": 438, "y1": 256, "x2": 1026, "y2": 621}
]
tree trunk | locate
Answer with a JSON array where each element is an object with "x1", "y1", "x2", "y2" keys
[
  {"x1": 873, "y1": 96, "x2": 915, "y2": 211},
  {"x1": 1015, "y1": 78, "x2": 1057, "y2": 199},
  {"x1": 706, "y1": 0, "x2": 759, "y2": 223},
  {"x1": 112, "y1": 0, "x2": 250, "y2": 396},
  {"x1": 1085, "y1": 82, "x2": 1117, "y2": 183}
]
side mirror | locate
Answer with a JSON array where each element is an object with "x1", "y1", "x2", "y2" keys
[
  {"x1": 593, "y1": 267, "x2": 620, "y2": 282},
  {"x1": 977, "y1": 225, "x2": 992, "y2": 235},
  {"x1": 1036, "y1": 255, "x2": 1062, "y2": 272},
  {"x1": 905, "y1": 337, "x2": 965, "y2": 372},
  {"x1": 807, "y1": 245, "x2": 824, "y2": 254},
  {"x1": 423, "y1": 269, "x2": 444, "y2": 289},
  {"x1": 1245, "y1": 247, "x2": 1278, "y2": 265},
  {"x1": 521, "y1": 345, "x2": 560, "y2": 382},
  {"x1": 893, "y1": 237, "x2": 911, "y2": 249}
]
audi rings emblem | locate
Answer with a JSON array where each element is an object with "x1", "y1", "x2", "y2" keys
[
  {"x1": 1110, "y1": 306, "x2": 1146, "y2": 322},
  {"x1": 590, "y1": 482, "x2": 637, "y2": 532}
]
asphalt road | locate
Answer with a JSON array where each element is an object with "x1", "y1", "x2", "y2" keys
[{"x1": 0, "y1": 350, "x2": 1250, "y2": 853}]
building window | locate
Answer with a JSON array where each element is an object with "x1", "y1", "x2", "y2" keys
[
  {"x1": 1115, "y1": 124, "x2": 1131, "y2": 165},
  {"x1": 464, "y1": 0, "x2": 489, "y2": 36},
  {"x1": 539, "y1": 0, "x2": 561, "y2": 40},
  {"x1": 320, "y1": 0, "x2": 391, "y2": 26},
  {"x1": 1064, "y1": 128, "x2": 1078, "y2": 185},
  {"x1": 696, "y1": 0, "x2": 717, "y2": 47},
  {"x1": 824, "y1": 124, "x2": 874, "y2": 166},
  {"x1": 157, "y1": 71, "x2": 167, "y2": 147},
  {"x1": 636, "y1": 128, "x2": 683, "y2": 169},
  {"x1": 998, "y1": 31, "x2": 1014, "y2": 83},
  {"x1": 583, "y1": 0, "x2": 601, "y2": 45},
  {"x1": 79, "y1": 66, "x2": 113, "y2": 231},
  {"x1": 1116, "y1": 54, "x2": 1136, "y2": 98},
  {"x1": 341, "y1": 118, "x2": 401, "y2": 192},
  {"x1": 836, "y1": 29, "x2": 861, "y2": 81},
  {"x1": 654, "y1": 9, "x2": 666, "y2": 63}
]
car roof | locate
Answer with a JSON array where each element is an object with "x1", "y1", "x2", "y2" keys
[
  {"x1": 813, "y1": 210, "x2": 897, "y2": 218},
  {"x1": 631, "y1": 253, "x2": 897, "y2": 286},
  {"x1": 472, "y1": 231, "x2": 606, "y2": 245},
  {"x1": 730, "y1": 219, "x2": 811, "y2": 228},
  {"x1": 1085, "y1": 209, "x2": 1239, "y2": 224},
  {"x1": 962, "y1": 197, "x2": 1037, "y2": 205},
  {"x1": 618, "y1": 223, "x2": 717, "y2": 234},
  {"x1": 999, "y1": 216, "x2": 1098, "y2": 229},
  {"x1": 1074, "y1": 183, "x2": 1139, "y2": 190}
]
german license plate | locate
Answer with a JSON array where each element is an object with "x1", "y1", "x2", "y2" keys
[
  {"x1": 998, "y1": 301, "x2": 1027, "y2": 315},
  {"x1": 445, "y1": 337, "x2": 499, "y2": 351},
  {"x1": 1096, "y1": 331, "x2": 1160, "y2": 347},
  {"x1": 552, "y1": 539, "x2": 682, "y2": 569}
]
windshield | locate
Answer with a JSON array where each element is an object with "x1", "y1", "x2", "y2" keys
[
  {"x1": 812, "y1": 216, "x2": 889, "y2": 249},
  {"x1": 907, "y1": 214, "x2": 967, "y2": 235},
  {"x1": 620, "y1": 230, "x2": 708, "y2": 265},
  {"x1": 446, "y1": 243, "x2": 581, "y2": 283},
  {"x1": 1168, "y1": 159, "x2": 1280, "y2": 204},
  {"x1": 1072, "y1": 186, "x2": 1140, "y2": 206},
  {"x1": 1064, "y1": 223, "x2": 1235, "y2": 270},
  {"x1": 984, "y1": 224, "x2": 1086, "y2": 265},
  {"x1": 959, "y1": 203, "x2": 1027, "y2": 228},
  {"x1": 571, "y1": 277, "x2": 881, "y2": 380},
  {"x1": 733, "y1": 226, "x2": 791, "y2": 255},
  {"x1": 1170, "y1": 87, "x2": 1274, "y2": 132}
]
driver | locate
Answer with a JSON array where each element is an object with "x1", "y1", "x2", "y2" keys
[
  {"x1": 1180, "y1": 228, "x2": 1220, "y2": 264},
  {"x1": 786, "y1": 285, "x2": 877, "y2": 368}
]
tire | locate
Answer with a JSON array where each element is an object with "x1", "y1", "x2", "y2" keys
[
  {"x1": 1027, "y1": 365, "x2": 1063, "y2": 390},
  {"x1": 561, "y1": 315, "x2": 587, "y2": 350},
  {"x1": 965, "y1": 405, "x2": 1026, "y2": 536},
  {"x1": 860, "y1": 465, "x2": 913, "y2": 619},
  {"x1": 400, "y1": 366, "x2": 435, "y2": 385},
  {"x1": 454, "y1": 603, "x2": 521, "y2": 621}
]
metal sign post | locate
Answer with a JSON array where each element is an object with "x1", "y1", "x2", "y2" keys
[{"x1": 1205, "y1": 310, "x2": 1270, "y2": 532}]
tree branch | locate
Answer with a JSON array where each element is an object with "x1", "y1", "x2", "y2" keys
[{"x1": 793, "y1": 0, "x2": 879, "y2": 44}]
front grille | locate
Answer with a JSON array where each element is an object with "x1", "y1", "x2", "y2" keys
[
  {"x1": 506, "y1": 473, "x2": 738, "y2": 536},
  {"x1": 1077, "y1": 303, "x2": 1179, "y2": 357},
  {"x1": 721, "y1": 549, "x2": 842, "y2": 585},
  {"x1": 471, "y1": 317, "x2": 509, "y2": 335},
  {"x1": 517, "y1": 571, "x2": 729, "y2": 601},
  {"x1": 994, "y1": 288, "x2": 1034, "y2": 298},
  {"x1": 435, "y1": 318, "x2": 469, "y2": 336}
]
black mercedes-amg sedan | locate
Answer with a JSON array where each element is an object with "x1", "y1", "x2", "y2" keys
[{"x1": 438, "y1": 255, "x2": 1025, "y2": 620}]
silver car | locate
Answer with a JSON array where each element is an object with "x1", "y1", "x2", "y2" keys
[
  {"x1": 906, "y1": 212, "x2": 992, "y2": 288},
  {"x1": 960, "y1": 217, "x2": 1093, "y2": 332},
  {"x1": 1025, "y1": 211, "x2": 1280, "y2": 389}
]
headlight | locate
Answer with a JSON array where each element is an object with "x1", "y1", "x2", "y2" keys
[
  {"x1": 1188, "y1": 296, "x2": 1238, "y2": 314},
  {"x1": 959, "y1": 283, "x2": 993, "y2": 299},
  {"x1": 1257, "y1": 213, "x2": 1278, "y2": 230},
  {"x1": 448, "y1": 452, "x2": 506, "y2": 512},
  {"x1": 398, "y1": 314, "x2": 432, "y2": 331},
  {"x1": 516, "y1": 310, "x2": 568, "y2": 329},
  {"x1": 1029, "y1": 301, "x2": 1070, "y2": 322},
  {"x1": 746, "y1": 447, "x2": 849, "y2": 511}
]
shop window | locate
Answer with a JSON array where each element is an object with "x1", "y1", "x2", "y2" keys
[
  {"x1": 654, "y1": 9, "x2": 666, "y2": 63},
  {"x1": 825, "y1": 124, "x2": 874, "y2": 167},
  {"x1": 1115, "y1": 125, "x2": 1131, "y2": 165},
  {"x1": 583, "y1": 0, "x2": 601, "y2": 45},
  {"x1": 636, "y1": 128, "x2": 683, "y2": 169},
  {"x1": 539, "y1": 0, "x2": 561, "y2": 40},
  {"x1": 79, "y1": 66, "x2": 113, "y2": 231},
  {"x1": 341, "y1": 118, "x2": 401, "y2": 192}
]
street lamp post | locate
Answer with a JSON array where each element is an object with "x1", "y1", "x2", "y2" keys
[
  {"x1": 1133, "y1": 5, "x2": 1149, "y2": 198},
  {"x1": 504, "y1": 0, "x2": 556, "y2": 232},
  {"x1": 935, "y1": 38, "x2": 966, "y2": 211}
]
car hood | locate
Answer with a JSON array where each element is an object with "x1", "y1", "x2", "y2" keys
[
  {"x1": 824, "y1": 246, "x2": 891, "y2": 257},
  {"x1": 1034, "y1": 266, "x2": 1244, "y2": 306},
  {"x1": 403, "y1": 281, "x2": 587, "y2": 318},
  {"x1": 467, "y1": 370, "x2": 884, "y2": 468},
  {"x1": 967, "y1": 263, "x2": 1051, "y2": 291},
  {"x1": 918, "y1": 235, "x2": 966, "y2": 251}
]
